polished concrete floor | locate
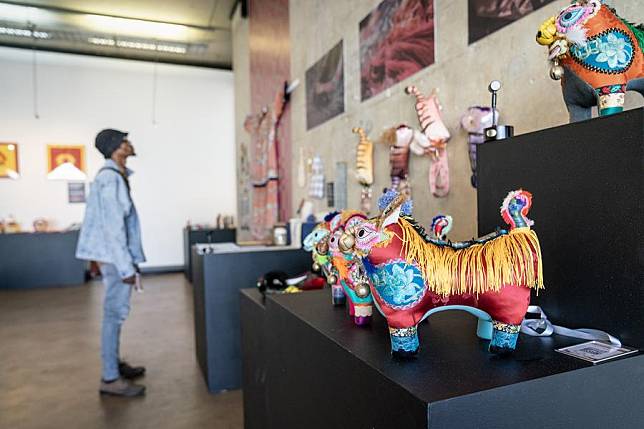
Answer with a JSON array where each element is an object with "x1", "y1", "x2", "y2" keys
[{"x1": 0, "y1": 273, "x2": 243, "y2": 429}]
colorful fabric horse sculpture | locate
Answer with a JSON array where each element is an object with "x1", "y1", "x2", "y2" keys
[
  {"x1": 303, "y1": 212, "x2": 345, "y2": 305},
  {"x1": 406, "y1": 86, "x2": 451, "y2": 197},
  {"x1": 303, "y1": 212, "x2": 374, "y2": 324},
  {"x1": 536, "y1": 0, "x2": 644, "y2": 122},
  {"x1": 339, "y1": 190, "x2": 543, "y2": 357},
  {"x1": 460, "y1": 106, "x2": 497, "y2": 188}
]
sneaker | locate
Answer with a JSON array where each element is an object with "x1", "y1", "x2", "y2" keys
[
  {"x1": 99, "y1": 377, "x2": 146, "y2": 397},
  {"x1": 119, "y1": 360, "x2": 146, "y2": 379}
]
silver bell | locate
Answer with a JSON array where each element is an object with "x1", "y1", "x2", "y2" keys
[
  {"x1": 327, "y1": 274, "x2": 337, "y2": 285},
  {"x1": 549, "y1": 61, "x2": 564, "y2": 81},
  {"x1": 312, "y1": 262, "x2": 321, "y2": 272},
  {"x1": 355, "y1": 283, "x2": 370, "y2": 298}
]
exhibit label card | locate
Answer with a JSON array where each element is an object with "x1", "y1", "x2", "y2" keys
[{"x1": 556, "y1": 341, "x2": 638, "y2": 364}]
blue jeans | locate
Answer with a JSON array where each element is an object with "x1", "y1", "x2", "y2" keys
[{"x1": 100, "y1": 263, "x2": 132, "y2": 381}]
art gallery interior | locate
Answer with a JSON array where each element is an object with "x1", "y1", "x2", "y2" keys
[{"x1": 0, "y1": 0, "x2": 642, "y2": 428}]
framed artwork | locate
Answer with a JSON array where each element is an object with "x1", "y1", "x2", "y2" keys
[
  {"x1": 360, "y1": 0, "x2": 435, "y2": 101},
  {"x1": 47, "y1": 145, "x2": 86, "y2": 174},
  {"x1": 0, "y1": 143, "x2": 19, "y2": 179},
  {"x1": 468, "y1": 0, "x2": 556, "y2": 44},
  {"x1": 306, "y1": 40, "x2": 345, "y2": 130}
]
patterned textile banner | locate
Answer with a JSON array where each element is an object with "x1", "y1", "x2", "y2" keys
[{"x1": 47, "y1": 145, "x2": 86, "y2": 173}]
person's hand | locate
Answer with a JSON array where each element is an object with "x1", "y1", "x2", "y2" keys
[{"x1": 123, "y1": 275, "x2": 136, "y2": 285}]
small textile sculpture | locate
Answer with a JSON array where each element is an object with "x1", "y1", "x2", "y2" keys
[
  {"x1": 352, "y1": 127, "x2": 374, "y2": 214},
  {"x1": 406, "y1": 86, "x2": 451, "y2": 197},
  {"x1": 380, "y1": 126, "x2": 412, "y2": 197},
  {"x1": 460, "y1": 106, "x2": 497, "y2": 188},
  {"x1": 536, "y1": 0, "x2": 644, "y2": 122},
  {"x1": 339, "y1": 190, "x2": 543, "y2": 357},
  {"x1": 303, "y1": 212, "x2": 345, "y2": 305},
  {"x1": 430, "y1": 214, "x2": 452, "y2": 240},
  {"x1": 327, "y1": 211, "x2": 374, "y2": 326}
]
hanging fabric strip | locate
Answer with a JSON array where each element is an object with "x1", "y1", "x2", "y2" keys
[{"x1": 521, "y1": 305, "x2": 621, "y2": 346}]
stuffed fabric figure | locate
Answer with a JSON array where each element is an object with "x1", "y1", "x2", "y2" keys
[
  {"x1": 536, "y1": 0, "x2": 644, "y2": 122},
  {"x1": 303, "y1": 212, "x2": 345, "y2": 305},
  {"x1": 352, "y1": 127, "x2": 374, "y2": 214},
  {"x1": 406, "y1": 86, "x2": 451, "y2": 197},
  {"x1": 328, "y1": 211, "x2": 374, "y2": 326},
  {"x1": 460, "y1": 106, "x2": 497, "y2": 188},
  {"x1": 339, "y1": 190, "x2": 543, "y2": 358}
]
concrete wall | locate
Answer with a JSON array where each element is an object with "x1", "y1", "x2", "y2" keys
[
  {"x1": 287, "y1": 0, "x2": 643, "y2": 240},
  {"x1": 0, "y1": 47, "x2": 236, "y2": 268}
]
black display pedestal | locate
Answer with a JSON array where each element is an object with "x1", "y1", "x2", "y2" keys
[
  {"x1": 243, "y1": 290, "x2": 643, "y2": 429},
  {"x1": 477, "y1": 108, "x2": 643, "y2": 348},
  {"x1": 183, "y1": 227, "x2": 235, "y2": 282},
  {"x1": 0, "y1": 231, "x2": 86, "y2": 288},
  {"x1": 192, "y1": 244, "x2": 309, "y2": 393}
]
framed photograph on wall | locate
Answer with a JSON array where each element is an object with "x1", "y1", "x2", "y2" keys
[
  {"x1": 47, "y1": 145, "x2": 86, "y2": 174},
  {"x1": 468, "y1": 0, "x2": 556, "y2": 44},
  {"x1": 306, "y1": 40, "x2": 345, "y2": 130},
  {"x1": 0, "y1": 143, "x2": 19, "y2": 179},
  {"x1": 360, "y1": 0, "x2": 435, "y2": 101}
]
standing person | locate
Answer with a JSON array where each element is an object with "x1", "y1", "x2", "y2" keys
[{"x1": 76, "y1": 129, "x2": 146, "y2": 397}]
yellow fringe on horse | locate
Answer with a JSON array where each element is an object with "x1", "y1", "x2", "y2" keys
[{"x1": 398, "y1": 218, "x2": 544, "y2": 296}]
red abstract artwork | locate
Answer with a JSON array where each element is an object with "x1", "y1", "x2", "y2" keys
[{"x1": 360, "y1": 0, "x2": 435, "y2": 101}]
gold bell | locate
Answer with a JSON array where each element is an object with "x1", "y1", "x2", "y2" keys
[
  {"x1": 355, "y1": 283, "x2": 370, "y2": 298},
  {"x1": 549, "y1": 60, "x2": 564, "y2": 81},
  {"x1": 339, "y1": 233, "x2": 355, "y2": 253}
]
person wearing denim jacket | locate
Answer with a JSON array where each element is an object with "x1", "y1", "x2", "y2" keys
[{"x1": 76, "y1": 129, "x2": 146, "y2": 397}]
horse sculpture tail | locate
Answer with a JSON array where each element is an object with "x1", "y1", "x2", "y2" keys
[{"x1": 500, "y1": 189, "x2": 534, "y2": 230}]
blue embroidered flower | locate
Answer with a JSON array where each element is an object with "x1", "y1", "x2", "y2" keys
[
  {"x1": 372, "y1": 262, "x2": 424, "y2": 308},
  {"x1": 596, "y1": 33, "x2": 630, "y2": 69}
]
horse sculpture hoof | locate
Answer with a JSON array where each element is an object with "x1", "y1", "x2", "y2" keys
[
  {"x1": 390, "y1": 326, "x2": 419, "y2": 358},
  {"x1": 331, "y1": 285, "x2": 346, "y2": 306},
  {"x1": 488, "y1": 322, "x2": 520, "y2": 355},
  {"x1": 354, "y1": 315, "x2": 371, "y2": 326}
]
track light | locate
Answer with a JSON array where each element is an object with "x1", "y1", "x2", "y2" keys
[
  {"x1": 0, "y1": 26, "x2": 49, "y2": 39},
  {"x1": 87, "y1": 36, "x2": 187, "y2": 54}
]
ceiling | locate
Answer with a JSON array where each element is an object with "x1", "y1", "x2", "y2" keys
[{"x1": 0, "y1": 0, "x2": 239, "y2": 68}]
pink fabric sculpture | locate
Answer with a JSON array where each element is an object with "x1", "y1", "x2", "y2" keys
[
  {"x1": 405, "y1": 86, "x2": 451, "y2": 197},
  {"x1": 338, "y1": 189, "x2": 543, "y2": 358}
]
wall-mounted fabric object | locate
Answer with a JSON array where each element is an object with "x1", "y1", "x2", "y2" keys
[
  {"x1": 352, "y1": 127, "x2": 374, "y2": 213},
  {"x1": 308, "y1": 155, "x2": 325, "y2": 199},
  {"x1": 460, "y1": 106, "x2": 497, "y2": 188},
  {"x1": 406, "y1": 86, "x2": 451, "y2": 198}
]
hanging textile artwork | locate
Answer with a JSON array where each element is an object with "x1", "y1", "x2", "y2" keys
[
  {"x1": 460, "y1": 106, "x2": 497, "y2": 188},
  {"x1": 242, "y1": 84, "x2": 290, "y2": 244},
  {"x1": 352, "y1": 127, "x2": 374, "y2": 213},
  {"x1": 405, "y1": 86, "x2": 451, "y2": 197}
]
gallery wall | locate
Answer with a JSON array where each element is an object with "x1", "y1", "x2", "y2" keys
[
  {"x1": 286, "y1": 0, "x2": 643, "y2": 240},
  {"x1": 0, "y1": 47, "x2": 236, "y2": 269}
]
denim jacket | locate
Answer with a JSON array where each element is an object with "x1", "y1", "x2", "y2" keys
[{"x1": 76, "y1": 159, "x2": 145, "y2": 278}]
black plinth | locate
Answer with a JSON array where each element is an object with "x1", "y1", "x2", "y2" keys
[
  {"x1": 0, "y1": 231, "x2": 86, "y2": 288},
  {"x1": 183, "y1": 227, "x2": 235, "y2": 282},
  {"x1": 192, "y1": 244, "x2": 310, "y2": 392},
  {"x1": 477, "y1": 108, "x2": 643, "y2": 349},
  {"x1": 254, "y1": 290, "x2": 643, "y2": 429}
]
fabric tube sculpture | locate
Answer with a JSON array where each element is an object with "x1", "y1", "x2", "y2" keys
[
  {"x1": 536, "y1": 0, "x2": 643, "y2": 122},
  {"x1": 352, "y1": 127, "x2": 374, "y2": 214},
  {"x1": 339, "y1": 190, "x2": 544, "y2": 358}
]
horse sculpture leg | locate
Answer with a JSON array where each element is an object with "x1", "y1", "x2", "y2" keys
[
  {"x1": 389, "y1": 325, "x2": 420, "y2": 358},
  {"x1": 331, "y1": 283, "x2": 346, "y2": 306},
  {"x1": 477, "y1": 285, "x2": 531, "y2": 355}
]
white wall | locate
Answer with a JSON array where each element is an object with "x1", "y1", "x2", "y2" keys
[{"x1": 0, "y1": 47, "x2": 236, "y2": 268}]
